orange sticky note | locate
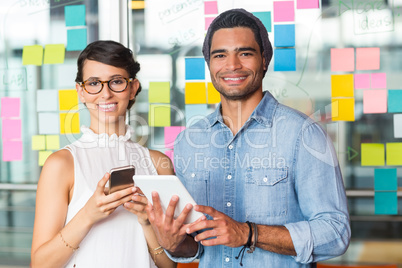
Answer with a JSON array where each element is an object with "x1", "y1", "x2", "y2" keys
[
  {"x1": 331, "y1": 74, "x2": 354, "y2": 97},
  {"x1": 207, "y1": 82, "x2": 220, "y2": 104},
  {"x1": 60, "y1": 112, "x2": 80, "y2": 134},
  {"x1": 185, "y1": 82, "x2": 207, "y2": 104},
  {"x1": 332, "y1": 98, "x2": 355, "y2": 121}
]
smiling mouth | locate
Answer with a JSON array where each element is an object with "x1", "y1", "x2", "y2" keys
[
  {"x1": 98, "y1": 103, "x2": 117, "y2": 111},
  {"x1": 223, "y1": 77, "x2": 247, "y2": 81}
]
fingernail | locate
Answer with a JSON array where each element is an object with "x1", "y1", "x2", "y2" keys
[
  {"x1": 186, "y1": 228, "x2": 190, "y2": 234},
  {"x1": 194, "y1": 236, "x2": 198, "y2": 242}
]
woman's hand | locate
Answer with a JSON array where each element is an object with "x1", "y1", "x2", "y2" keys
[{"x1": 124, "y1": 187, "x2": 150, "y2": 226}]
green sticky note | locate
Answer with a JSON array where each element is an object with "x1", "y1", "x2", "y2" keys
[
  {"x1": 149, "y1": 104, "x2": 171, "y2": 127},
  {"x1": 44, "y1": 44, "x2": 65, "y2": 64},
  {"x1": 39, "y1": 151, "x2": 53, "y2": 166},
  {"x1": 386, "y1": 142, "x2": 402, "y2": 166},
  {"x1": 22, "y1": 45, "x2": 43, "y2": 66},
  {"x1": 32, "y1": 135, "x2": 46, "y2": 151},
  {"x1": 46, "y1": 135, "x2": 60, "y2": 150},
  {"x1": 149, "y1": 82, "x2": 170, "y2": 103},
  {"x1": 361, "y1": 143, "x2": 385, "y2": 166},
  {"x1": 374, "y1": 168, "x2": 397, "y2": 191},
  {"x1": 375, "y1": 191, "x2": 398, "y2": 215}
]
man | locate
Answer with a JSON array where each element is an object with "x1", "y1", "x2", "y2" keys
[{"x1": 147, "y1": 8, "x2": 350, "y2": 267}]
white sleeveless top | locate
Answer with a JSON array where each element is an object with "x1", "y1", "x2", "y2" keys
[{"x1": 63, "y1": 125, "x2": 157, "y2": 268}]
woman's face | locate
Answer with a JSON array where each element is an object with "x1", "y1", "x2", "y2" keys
[{"x1": 76, "y1": 60, "x2": 139, "y2": 127}]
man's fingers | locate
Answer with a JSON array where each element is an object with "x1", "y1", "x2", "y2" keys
[
  {"x1": 164, "y1": 195, "x2": 179, "y2": 224},
  {"x1": 172, "y1": 203, "x2": 193, "y2": 230}
]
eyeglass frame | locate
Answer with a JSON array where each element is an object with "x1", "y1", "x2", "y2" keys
[{"x1": 78, "y1": 77, "x2": 134, "y2": 95}]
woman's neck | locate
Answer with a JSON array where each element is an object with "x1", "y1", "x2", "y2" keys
[{"x1": 90, "y1": 119, "x2": 127, "y2": 136}]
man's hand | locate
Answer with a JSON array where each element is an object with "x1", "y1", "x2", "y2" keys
[{"x1": 186, "y1": 205, "x2": 249, "y2": 248}]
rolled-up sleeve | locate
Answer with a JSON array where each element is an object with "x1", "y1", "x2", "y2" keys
[{"x1": 164, "y1": 242, "x2": 203, "y2": 263}]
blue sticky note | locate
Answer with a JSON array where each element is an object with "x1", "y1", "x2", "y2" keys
[
  {"x1": 185, "y1": 58, "x2": 205, "y2": 80},
  {"x1": 274, "y1": 48, "x2": 296, "y2": 71},
  {"x1": 375, "y1": 191, "x2": 398, "y2": 215},
  {"x1": 252, "y1": 12, "x2": 272, "y2": 32},
  {"x1": 67, "y1": 28, "x2": 87, "y2": 51},
  {"x1": 274, "y1": 24, "x2": 295, "y2": 47},
  {"x1": 374, "y1": 169, "x2": 397, "y2": 191},
  {"x1": 65, "y1": 5, "x2": 86, "y2": 27},
  {"x1": 388, "y1": 90, "x2": 402, "y2": 113},
  {"x1": 185, "y1": 104, "x2": 208, "y2": 126}
]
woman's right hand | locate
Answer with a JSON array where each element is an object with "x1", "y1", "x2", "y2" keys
[{"x1": 83, "y1": 173, "x2": 134, "y2": 225}]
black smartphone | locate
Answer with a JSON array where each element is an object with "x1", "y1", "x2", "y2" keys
[{"x1": 109, "y1": 165, "x2": 135, "y2": 194}]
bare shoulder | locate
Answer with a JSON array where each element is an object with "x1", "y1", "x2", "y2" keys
[{"x1": 148, "y1": 149, "x2": 175, "y2": 175}]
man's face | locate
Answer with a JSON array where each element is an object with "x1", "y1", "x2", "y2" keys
[{"x1": 209, "y1": 27, "x2": 266, "y2": 101}]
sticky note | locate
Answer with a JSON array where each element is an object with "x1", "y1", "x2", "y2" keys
[
  {"x1": 207, "y1": 82, "x2": 220, "y2": 104},
  {"x1": 185, "y1": 58, "x2": 205, "y2": 80},
  {"x1": 59, "y1": 89, "x2": 79, "y2": 111},
  {"x1": 274, "y1": 24, "x2": 295, "y2": 47},
  {"x1": 297, "y1": 0, "x2": 319, "y2": 9},
  {"x1": 363, "y1": 89, "x2": 387, "y2": 114},
  {"x1": 32, "y1": 135, "x2": 46, "y2": 150},
  {"x1": 386, "y1": 143, "x2": 402, "y2": 166},
  {"x1": 331, "y1": 98, "x2": 355, "y2": 121},
  {"x1": 331, "y1": 74, "x2": 354, "y2": 97},
  {"x1": 2, "y1": 140, "x2": 22, "y2": 161},
  {"x1": 394, "y1": 114, "x2": 402, "y2": 138},
  {"x1": 356, "y1": 47, "x2": 380, "y2": 70},
  {"x1": 149, "y1": 82, "x2": 170, "y2": 103},
  {"x1": 2, "y1": 119, "x2": 21, "y2": 140},
  {"x1": 185, "y1": 82, "x2": 207, "y2": 104},
  {"x1": 67, "y1": 28, "x2": 87, "y2": 51},
  {"x1": 43, "y1": 44, "x2": 65, "y2": 64},
  {"x1": 388, "y1": 90, "x2": 402, "y2": 113},
  {"x1": 361, "y1": 143, "x2": 384, "y2": 166},
  {"x1": 65, "y1": 5, "x2": 86, "y2": 27},
  {"x1": 354, "y1": 73, "x2": 370, "y2": 89},
  {"x1": 252, "y1": 12, "x2": 272, "y2": 32},
  {"x1": 274, "y1": 48, "x2": 296, "y2": 71},
  {"x1": 39, "y1": 151, "x2": 53, "y2": 166},
  {"x1": 204, "y1": 1, "x2": 218, "y2": 14},
  {"x1": 205, "y1": 16, "x2": 216, "y2": 31},
  {"x1": 37, "y1": 89, "x2": 59, "y2": 112},
  {"x1": 46, "y1": 135, "x2": 60, "y2": 150},
  {"x1": 331, "y1": 48, "x2": 354, "y2": 72},
  {"x1": 22, "y1": 45, "x2": 43, "y2": 66},
  {"x1": 185, "y1": 104, "x2": 208, "y2": 126},
  {"x1": 1, "y1": 97, "x2": 20, "y2": 118},
  {"x1": 149, "y1": 104, "x2": 171, "y2": 127},
  {"x1": 60, "y1": 112, "x2": 80, "y2": 134},
  {"x1": 165, "y1": 126, "x2": 185, "y2": 149},
  {"x1": 273, "y1": 1, "x2": 295, "y2": 22},
  {"x1": 371, "y1": 73, "x2": 386, "y2": 89},
  {"x1": 375, "y1": 168, "x2": 397, "y2": 191},
  {"x1": 38, "y1": 113, "x2": 60, "y2": 134},
  {"x1": 375, "y1": 192, "x2": 397, "y2": 215}
]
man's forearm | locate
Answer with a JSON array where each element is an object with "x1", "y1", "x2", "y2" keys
[
  {"x1": 254, "y1": 225, "x2": 296, "y2": 256},
  {"x1": 168, "y1": 235, "x2": 199, "y2": 258}
]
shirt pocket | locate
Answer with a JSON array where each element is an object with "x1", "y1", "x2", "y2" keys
[
  {"x1": 244, "y1": 166, "x2": 288, "y2": 221},
  {"x1": 182, "y1": 170, "x2": 209, "y2": 207}
]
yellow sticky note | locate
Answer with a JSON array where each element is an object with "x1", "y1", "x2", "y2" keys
[
  {"x1": 44, "y1": 44, "x2": 65, "y2": 64},
  {"x1": 149, "y1": 104, "x2": 171, "y2": 127},
  {"x1": 361, "y1": 143, "x2": 385, "y2": 166},
  {"x1": 39, "y1": 151, "x2": 53, "y2": 166},
  {"x1": 386, "y1": 143, "x2": 402, "y2": 166},
  {"x1": 60, "y1": 112, "x2": 80, "y2": 134},
  {"x1": 59, "y1": 89, "x2": 79, "y2": 111},
  {"x1": 46, "y1": 135, "x2": 60, "y2": 150},
  {"x1": 22, "y1": 45, "x2": 43, "y2": 66},
  {"x1": 331, "y1": 74, "x2": 354, "y2": 97},
  {"x1": 207, "y1": 82, "x2": 220, "y2": 104},
  {"x1": 32, "y1": 135, "x2": 46, "y2": 150},
  {"x1": 185, "y1": 82, "x2": 207, "y2": 104},
  {"x1": 149, "y1": 82, "x2": 170, "y2": 103},
  {"x1": 331, "y1": 98, "x2": 355, "y2": 121}
]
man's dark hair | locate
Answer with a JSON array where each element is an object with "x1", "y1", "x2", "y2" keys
[{"x1": 75, "y1": 40, "x2": 141, "y2": 110}]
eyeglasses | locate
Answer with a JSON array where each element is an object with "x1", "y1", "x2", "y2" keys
[{"x1": 78, "y1": 77, "x2": 133, "y2": 95}]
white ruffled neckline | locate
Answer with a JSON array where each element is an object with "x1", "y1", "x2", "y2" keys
[{"x1": 80, "y1": 125, "x2": 133, "y2": 142}]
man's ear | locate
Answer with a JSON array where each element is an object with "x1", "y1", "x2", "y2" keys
[
  {"x1": 76, "y1": 83, "x2": 86, "y2": 103},
  {"x1": 262, "y1": 52, "x2": 267, "y2": 71},
  {"x1": 130, "y1": 79, "x2": 140, "y2": 100}
]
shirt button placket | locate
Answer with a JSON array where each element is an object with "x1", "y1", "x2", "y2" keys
[{"x1": 224, "y1": 142, "x2": 235, "y2": 267}]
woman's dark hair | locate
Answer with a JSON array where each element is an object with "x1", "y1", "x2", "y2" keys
[{"x1": 75, "y1": 40, "x2": 141, "y2": 110}]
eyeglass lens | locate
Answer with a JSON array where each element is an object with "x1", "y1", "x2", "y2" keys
[{"x1": 84, "y1": 78, "x2": 128, "y2": 94}]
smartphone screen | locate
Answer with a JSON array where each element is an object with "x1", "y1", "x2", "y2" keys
[{"x1": 109, "y1": 165, "x2": 135, "y2": 194}]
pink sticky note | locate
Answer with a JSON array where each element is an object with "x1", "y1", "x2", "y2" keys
[
  {"x1": 274, "y1": 1, "x2": 295, "y2": 22},
  {"x1": 297, "y1": 0, "x2": 319, "y2": 9},
  {"x1": 354, "y1": 73, "x2": 370, "y2": 89},
  {"x1": 363, "y1": 89, "x2": 387, "y2": 114},
  {"x1": 331, "y1": 48, "x2": 354, "y2": 72},
  {"x1": 356, "y1": 47, "x2": 380, "y2": 70},
  {"x1": 2, "y1": 140, "x2": 23, "y2": 161},
  {"x1": 1, "y1": 97, "x2": 20, "y2": 118},
  {"x1": 371, "y1": 73, "x2": 386, "y2": 89},
  {"x1": 205, "y1": 16, "x2": 216, "y2": 30},
  {"x1": 2, "y1": 119, "x2": 21, "y2": 140},
  {"x1": 204, "y1": 1, "x2": 218, "y2": 15},
  {"x1": 165, "y1": 126, "x2": 185, "y2": 149}
]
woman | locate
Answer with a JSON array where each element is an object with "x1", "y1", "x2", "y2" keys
[{"x1": 31, "y1": 40, "x2": 176, "y2": 268}]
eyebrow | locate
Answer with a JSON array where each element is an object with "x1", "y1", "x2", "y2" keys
[
  {"x1": 85, "y1": 74, "x2": 124, "y2": 80},
  {"x1": 211, "y1": 47, "x2": 258, "y2": 55}
]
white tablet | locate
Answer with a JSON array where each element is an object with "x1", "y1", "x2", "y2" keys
[{"x1": 133, "y1": 175, "x2": 204, "y2": 224}]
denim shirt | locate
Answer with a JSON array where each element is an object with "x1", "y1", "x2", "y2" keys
[{"x1": 170, "y1": 91, "x2": 351, "y2": 267}]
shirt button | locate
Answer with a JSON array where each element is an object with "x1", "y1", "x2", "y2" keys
[
  {"x1": 227, "y1": 202, "x2": 232, "y2": 207},
  {"x1": 227, "y1": 175, "x2": 232, "y2": 180},
  {"x1": 228, "y1": 144, "x2": 234, "y2": 150},
  {"x1": 191, "y1": 173, "x2": 195, "y2": 178},
  {"x1": 225, "y1": 257, "x2": 230, "y2": 262},
  {"x1": 263, "y1": 177, "x2": 268, "y2": 182}
]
